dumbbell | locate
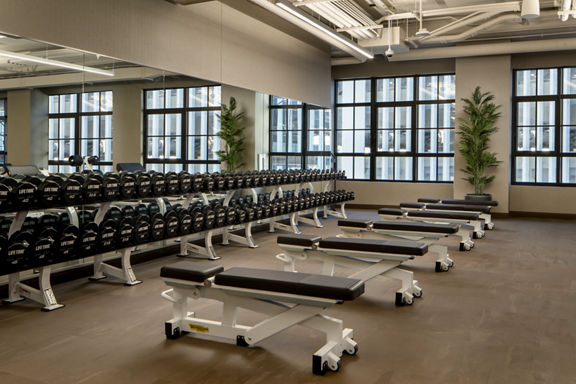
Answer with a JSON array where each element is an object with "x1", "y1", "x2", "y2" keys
[
  {"x1": 165, "y1": 172, "x2": 180, "y2": 195},
  {"x1": 191, "y1": 173, "x2": 204, "y2": 193},
  {"x1": 202, "y1": 173, "x2": 214, "y2": 192},
  {"x1": 2, "y1": 230, "x2": 34, "y2": 273},
  {"x1": 68, "y1": 173, "x2": 103, "y2": 204},
  {"x1": 178, "y1": 171, "x2": 193, "y2": 194},
  {"x1": 190, "y1": 207, "x2": 206, "y2": 233},
  {"x1": 135, "y1": 203, "x2": 148, "y2": 217},
  {"x1": 97, "y1": 219, "x2": 117, "y2": 253},
  {"x1": 0, "y1": 177, "x2": 37, "y2": 211},
  {"x1": 31, "y1": 226, "x2": 59, "y2": 268},
  {"x1": 178, "y1": 209, "x2": 193, "y2": 235},
  {"x1": 149, "y1": 212, "x2": 166, "y2": 241},
  {"x1": 236, "y1": 207, "x2": 247, "y2": 223},
  {"x1": 78, "y1": 222, "x2": 99, "y2": 257},
  {"x1": 133, "y1": 215, "x2": 151, "y2": 245},
  {"x1": 21, "y1": 175, "x2": 61, "y2": 207},
  {"x1": 115, "y1": 217, "x2": 135, "y2": 248},
  {"x1": 104, "y1": 206, "x2": 123, "y2": 222},
  {"x1": 54, "y1": 224, "x2": 80, "y2": 262},
  {"x1": 225, "y1": 206, "x2": 237, "y2": 226},
  {"x1": 133, "y1": 172, "x2": 152, "y2": 198},
  {"x1": 102, "y1": 173, "x2": 121, "y2": 201},
  {"x1": 118, "y1": 172, "x2": 137, "y2": 200},
  {"x1": 150, "y1": 172, "x2": 166, "y2": 196},
  {"x1": 212, "y1": 173, "x2": 226, "y2": 192},
  {"x1": 252, "y1": 204, "x2": 263, "y2": 220},
  {"x1": 202, "y1": 206, "x2": 216, "y2": 230},
  {"x1": 213, "y1": 206, "x2": 226, "y2": 228},
  {"x1": 223, "y1": 173, "x2": 235, "y2": 190},
  {"x1": 164, "y1": 210, "x2": 180, "y2": 238},
  {"x1": 121, "y1": 205, "x2": 136, "y2": 219},
  {"x1": 148, "y1": 201, "x2": 161, "y2": 217}
]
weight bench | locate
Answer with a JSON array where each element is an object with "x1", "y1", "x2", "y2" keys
[
  {"x1": 401, "y1": 201, "x2": 495, "y2": 230},
  {"x1": 418, "y1": 197, "x2": 498, "y2": 206},
  {"x1": 275, "y1": 234, "x2": 426, "y2": 306},
  {"x1": 161, "y1": 261, "x2": 363, "y2": 375},
  {"x1": 378, "y1": 208, "x2": 481, "y2": 248},
  {"x1": 337, "y1": 219, "x2": 457, "y2": 271}
]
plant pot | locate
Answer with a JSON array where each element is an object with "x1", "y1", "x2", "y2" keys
[{"x1": 465, "y1": 193, "x2": 492, "y2": 201}]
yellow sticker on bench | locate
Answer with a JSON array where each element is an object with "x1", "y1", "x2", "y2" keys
[{"x1": 189, "y1": 324, "x2": 209, "y2": 333}]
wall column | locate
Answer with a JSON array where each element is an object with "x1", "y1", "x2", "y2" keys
[{"x1": 454, "y1": 55, "x2": 511, "y2": 213}]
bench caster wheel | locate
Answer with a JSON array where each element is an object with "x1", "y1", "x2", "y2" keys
[
  {"x1": 165, "y1": 323, "x2": 181, "y2": 339},
  {"x1": 328, "y1": 361, "x2": 341, "y2": 373},
  {"x1": 395, "y1": 292, "x2": 413, "y2": 306},
  {"x1": 344, "y1": 344, "x2": 358, "y2": 356},
  {"x1": 413, "y1": 289, "x2": 423, "y2": 298},
  {"x1": 436, "y1": 262, "x2": 450, "y2": 272},
  {"x1": 459, "y1": 243, "x2": 470, "y2": 251}
]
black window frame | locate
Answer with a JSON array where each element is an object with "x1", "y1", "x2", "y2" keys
[
  {"x1": 334, "y1": 74, "x2": 456, "y2": 182},
  {"x1": 512, "y1": 66, "x2": 576, "y2": 186},
  {"x1": 143, "y1": 85, "x2": 222, "y2": 174},
  {"x1": 48, "y1": 91, "x2": 114, "y2": 173},
  {"x1": 268, "y1": 95, "x2": 333, "y2": 170}
]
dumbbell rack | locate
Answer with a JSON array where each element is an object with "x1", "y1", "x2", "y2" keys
[
  {"x1": 1, "y1": 174, "x2": 352, "y2": 311},
  {"x1": 177, "y1": 180, "x2": 334, "y2": 260},
  {"x1": 322, "y1": 180, "x2": 348, "y2": 219}
]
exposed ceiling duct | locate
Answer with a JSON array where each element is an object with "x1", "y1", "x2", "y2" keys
[
  {"x1": 388, "y1": 36, "x2": 576, "y2": 61},
  {"x1": 247, "y1": 0, "x2": 576, "y2": 64}
]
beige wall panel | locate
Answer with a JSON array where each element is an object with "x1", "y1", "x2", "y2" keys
[
  {"x1": 6, "y1": 90, "x2": 31, "y2": 166},
  {"x1": 454, "y1": 56, "x2": 511, "y2": 213},
  {"x1": 336, "y1": 181, "x2": 453, "y2": 206},
  {"x1": 510, "y1": 186, "x2": 576, "y2": 214},
  {"x1": 332, "y1": 56, "x2": 455, "y2": 79},
  {"x1": 0, "y1": 0, "x2": 331, "y2": 106}
]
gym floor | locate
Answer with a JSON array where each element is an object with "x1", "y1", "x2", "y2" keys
[{"x1": 0, "y1": 210, "x2": 575, "y2": 384}]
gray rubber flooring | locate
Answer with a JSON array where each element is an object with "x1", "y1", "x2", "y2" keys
[{"x1": 0, "y1": 211, "x2": 575, "y2": 384}]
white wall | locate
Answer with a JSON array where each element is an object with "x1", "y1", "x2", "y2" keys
[{"x1": 0, "y1": 0, "x2": 331, "y2": 106}]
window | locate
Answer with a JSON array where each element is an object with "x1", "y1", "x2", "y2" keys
[
  {"x1": 48, "y1": 92, "x2": 113, "y2": 173},
  {"x1": 143, "y1": 86, "x2": 221, "y2": 173},
  {"x1": 335, "y1": 75, "x2": 455, "y2": 181},
  {"x1": 269, "y1": 96, "x2": 332, "y2": 170},
  {"x1": 0, "y1": 99, "x2": 6, "y2": 164},
  {"x1": 513, "y1": 67, "x2": 576, "y2": 185}
]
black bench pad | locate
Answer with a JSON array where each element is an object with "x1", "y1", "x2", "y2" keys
[
  {"x1": 378, "y1": 208, "x2": 406, "y2": 216},
  {"x1": 427, "y1": 203, "x2": 491, "y2": 214},
  {"x1": 418, "y1": 198, "x2": 441, "y2": 203},
  {"x1": 373, "y1": 221, "x2": 459, "y2": 234},
  {"x1": 442, "y1": 199, "x2": 499, "y2": 207},
  {"x1": 277, "y1": 234, "x2": 322, "y2": 247},
  {"x1": 318, "y1": 237, "x2": 428, "y2": 256},
  {"x1": 161, "y1": 261, "x2": 224, "y2": 282},
  {"x1": 400, "y1": 202, "x2": 426, "y2": 208},
  {"x1": 408, "y1": 210, "x2": 480, "y2": 220},
  {"x1": 215, "y1": 267, "x2": 364, "y2": 301},
  {"x1": 338, "y1": 219, "x2": 372, "y2": 228}
]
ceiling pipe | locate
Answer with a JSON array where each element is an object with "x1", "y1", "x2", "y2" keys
[
  {"x1": 387, "y1": 37, "x2": 576, "y2": 61},
  {"x1": 418, "y1": 14, "x2": 523, "y2": 45},
  {"x1": 376, "y1": 2, "x2": 520, "y2": 22},
  {"x1": 408, "y1": 11, "x2": 498, "y2": 46},
  {"x1": 250, "y1": 0, "x2": 372, "y2": 61}
]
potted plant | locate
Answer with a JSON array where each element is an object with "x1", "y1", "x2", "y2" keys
[
  {"x1": 216, "y1": 96, "x2": 246, "y2": 172},
  {"x1": 457, "y1": 86, "x2": 501, "y2": 201}
]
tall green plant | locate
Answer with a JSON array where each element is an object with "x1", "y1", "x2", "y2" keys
[
  {"x1": 458, "y1": 86, "x2": 502, "y2": 195},
  {"x1": 216, "y1": 97, "x2": 246, "y2": 172}
]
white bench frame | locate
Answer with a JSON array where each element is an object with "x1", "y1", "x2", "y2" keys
[
  {"x1": 275, "y1": 241, "x2": 422, "y2": 306},
  {"x1": 161, "y1": 276, "x2": 358, "y2": 375},
  {"x1": 337, "y1": 222, "x2": 455, "y2": 272}
]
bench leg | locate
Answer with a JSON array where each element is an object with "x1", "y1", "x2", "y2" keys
[
  {"x1": 429, "y1": 244, "x2": 454, "y2": 272},
  {"x1": 384, "y1": 268, "x2": 422, "y2": 306}
]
